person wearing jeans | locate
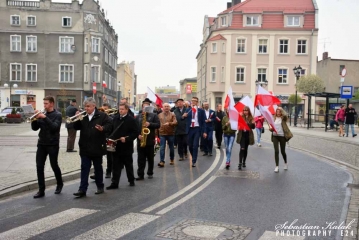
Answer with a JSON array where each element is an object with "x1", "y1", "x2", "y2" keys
[
  {"x1": 222, "y1": 109, "x2": 236, "y2": 169},
  {"x1": 345, "y1": 104, "x2": 357, "y2": 138},
  {"x1": 254, "y1": 116, "x2": 264, "y2": 147}
]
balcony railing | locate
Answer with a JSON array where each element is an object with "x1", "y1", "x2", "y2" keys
[
  {"x1": 104, "y1": 88, "x2": 116, "y2": 97},
  {"x1": 7, "y1": 0, "x2": 40, "y2": 8}
]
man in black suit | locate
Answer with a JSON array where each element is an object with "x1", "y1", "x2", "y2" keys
[
  {"x1": 120, "y1": 98, "x2": 135, "y2": 118},
  {"x1": 73, "y1": 97, "x2": 112, "y2": 198},
  {"x1": 65, "y1": 99, "x2": 78, "y2": 152},
  {"x1": 107, "y1": 103, "x2": 138, "y2": 189},
  {"x1": 173, "y1": 98, "x2": 188, "y2": 161},
  {"x1": 214, "y1": 104, "x2": 224, "y2": 149}
]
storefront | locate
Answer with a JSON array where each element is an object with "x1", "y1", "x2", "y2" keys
[
  {"x1": 44, "y1": 90, "x2": 82, "y2": 114},
  {"x1": 0, "y1": 88, "x2": 44, "y2": 110}
]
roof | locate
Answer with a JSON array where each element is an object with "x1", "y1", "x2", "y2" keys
[
  {"x1": 208, "y1": 34, "x2": 227, "y2": 41},
  {"x1": 208, "y1": 17, "x2": 215, "y2": 25}
]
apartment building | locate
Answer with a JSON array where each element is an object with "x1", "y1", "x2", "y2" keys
[{"x1": 179, "y1": 77, "x2": 197, "y2": 101}]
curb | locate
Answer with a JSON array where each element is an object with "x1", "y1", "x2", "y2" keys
[{"x1": 0, "y1": 168, "x2": 93, "y2": 199}]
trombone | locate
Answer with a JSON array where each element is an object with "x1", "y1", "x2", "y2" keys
[
  {"x1": 66, "y1": 111, "x2": 87, "y2": 123},
  {"x1": 27, "y1": 109, "x2": 46, "y2": 122}
]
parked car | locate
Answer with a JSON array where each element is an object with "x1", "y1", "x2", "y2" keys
[{"x1": 0, "y1": 105, "x2": 35, "y2": 122}]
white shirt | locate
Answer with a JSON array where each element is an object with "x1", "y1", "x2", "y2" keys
[
  {"x1": 273, "y1": 118, "x2": 284, "y2": 136},
  {"x1": 88, "y1": 110, "x2": 95, "y2": 121},
  {"x1": 205, "y1": 109, "x2": 210, "y2": 119}
]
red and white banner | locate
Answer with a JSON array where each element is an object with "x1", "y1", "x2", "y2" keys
[
  {"x1": 234, "y1": 96, "x2": 261, "y2": 117},
  {"x1": 186, "y1": 84, "x2": 192, "y2": 94},
  {"x1": 102, "y1": 81, "x2": 107, "y2": 88},
  {"x1": 92, "y1": 82, "x2": 96, "y2": 94},
  {"x1": 255, "y1": 85, "x2": 281, "y2": 107},
  {"x1": 258, "y1": 104, "x2": 277, "y2": 133},
  {"x1": 227, "y1": 87, "x2": 250, "y2": 131},
  {"x1": 147, "y1": 87, "x2": 163, "y2": 108}
]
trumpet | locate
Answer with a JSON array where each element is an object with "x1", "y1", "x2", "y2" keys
[
  {"x1": 105, "y1": 108, "x2": 118, "y2": 116},
  {"x1": 66, "y1": 111, "x2": 87, "y2": 123},
  {"x1": 27, "y1": 109, "x2": 46, "y2": 122}
]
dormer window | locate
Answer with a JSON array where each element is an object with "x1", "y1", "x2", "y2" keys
[
  {"x1": 287, "y1": 16, "x2": 300, "y2": 26},
  {"x1": 221, "y1": 16, "x2": 227, "y2": 26},
  {"x1": 246, "y1": 16, "x2": 259, "y2": 26}
]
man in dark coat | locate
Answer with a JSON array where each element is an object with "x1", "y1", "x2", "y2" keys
[
  {"x1": 73, "y1": 97, "x2": 112, "y2": 198},
  {"x1": 106, "y1": 103, "x2": 138, "y2": 189},
  {"x1": 65, "y1": 99, "x2": 78, "y2": 152},
  {"x1": 173, "y1": 98, "x2": 188, "y2": 161},
  {"x1": 120, "y1": 98, "x2": 135, "y2": 118},
  {"x1": 214, "y1": 104, "x2": 224, "y2": 148},
  {"x1": 345, "y1": 104, "x2": 357, "y2": 137}
]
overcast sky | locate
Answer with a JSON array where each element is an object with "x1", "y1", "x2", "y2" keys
[{"x1": 50, "y1": 0, "x2": 359, "y2": 93}]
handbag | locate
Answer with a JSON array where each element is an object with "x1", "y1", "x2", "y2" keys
[{"x1": 261, "y1": 127, "x2": 265, "y2": 133}]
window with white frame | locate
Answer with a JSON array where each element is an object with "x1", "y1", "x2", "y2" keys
[
  {"x1": 237, "y1": 39, "x2": 246, "y2": 53},
  {"x1": 246, "y1": 16, "x2": 259, "y2": 26},
  {"x1": 59, "y1": 37, "x2": 74, "y2": 53},
  {"x1": 27, "y1": 16, "x2": 36, "y2": 26},
  {"x1": 109, "y1": 53, "x2": 112, "y2": 68},
  {"x1": 26, "y1": 36, "x2": 37, "y2": 52},
  {"x1": 92, "y1": 37, "x2": 100, "y2": 53},
  {"x1": 84, "y1": 38, "x2": 88, "y2": 53},
  {"x1": 84, "y1": 64, "x2": 89, "y2": 82},
  {"x1": 26, "y1": 64, "x2": 37, "y2": 82},
  {"x1": 109, "y1": 75, "x2": 112, "y2": 90},
  {"x1": 212, "y1": 43, "x2": 217, "y2": 53},
  {"x1": 105, "y1": 71, "x2": 108, "y2": 87},
  {"x1": 211, "y1": 67, "x2": 216, "y2": 82},
  {"x1": 62, "y1": 17, "x2": 72, "y2": 27},
  {"x1": 59, "y1": 65, "x2": 74, "y2": 82},
  {"x1": 297, "y1": 40, "x2": 307, "y2": 54},
  {"x1": 91, "y1": 65, "x2": 101, "y2": 83},
  {"x1": 257, "y1": 68, "x2": 267, "y2": 82},
  {"x1": 258, "y1": 39, "x2": 267, "y2": 53},
  {"x1": 299, "y1": 69, "x2": 306, "y2": 77},
  {"x1": 279, "y1": 39, "x2": 289, "y2": 54},
  {"x1": 221, "y1": 16, "x2": 227, "y2": 26},
  {"x1": 287, "y1": 16, "x2": 300, "y2": 26},
  {"x1": 11, "y1": 15, "x2": 20, "y2": 25},
  {"x1": 10, "y1": 63, "x2": 21, "y2": 81},
  {"x1": 221, "y1": 66, "x2": 225, "y2": 82},
  {"x1": 278, "y1": 69, "x2": 288, "y2": 84},
  {"x1": 105, "y1": 49, "x2": 109, "y2": 63},
  {"x1": 10, "y1": 35, "x2": 21, "y2": 52},
  {"x1": 222, "y1": 42, "x2": 225, "y2": 53},
  {"x1": 235, "y1": 67, "x2": 245, "y2": 82}
]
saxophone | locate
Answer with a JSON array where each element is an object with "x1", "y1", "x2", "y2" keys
[{"x1": 140, "y1": 111, "x2": 150, "y2": 147}]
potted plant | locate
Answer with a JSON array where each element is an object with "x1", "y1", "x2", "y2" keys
[{"x1": 6, "y1": 108, "x2": 22, "y2": 124}]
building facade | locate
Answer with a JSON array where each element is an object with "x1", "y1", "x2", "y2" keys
[
  {"x1": 179, "y1": 77, "x2": 197, "y2": 100},
  {"x1": 117, "y1": 61, "x2": 135, "y2": 107},
  {"x1": 0, "y1": 0, "x2": 118, "y2": 110},
  {"x1": 196, "y1": 0, "x2": 318, "y2": 113}
]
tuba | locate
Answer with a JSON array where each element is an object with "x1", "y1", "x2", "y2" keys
[{"x1": 140, "y1": 106, "x2": 154, "y2": 147}]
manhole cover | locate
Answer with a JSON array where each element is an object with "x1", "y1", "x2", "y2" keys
[
  {"x1": 215, "y1": 170, "x2": 260, "y2": 179},
  {"x1": 156, "y1": 219, "x2": 251, "y2": 240}
]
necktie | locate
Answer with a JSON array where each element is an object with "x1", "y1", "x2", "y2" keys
[{"x1": 191, "y1": 108, "x2": 196, "y2": 127}]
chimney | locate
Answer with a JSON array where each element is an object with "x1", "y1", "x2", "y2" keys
[
  {"x1": 227, "y1": 2, "x2": 232, "y2": 9},
  {"x1": 232, "y1": 0, "x2": 241, "y2": 6},
  {"x1": 323, "y1": 52, "x2": 329, "y2": 60}
]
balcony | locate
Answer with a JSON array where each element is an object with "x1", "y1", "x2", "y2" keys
[
  {"x1": 104, "y1": 88, "x2": 116, "y2": 97},
  {"x1": 7, "y1": 0, "x2": 40, "y2": 7}
]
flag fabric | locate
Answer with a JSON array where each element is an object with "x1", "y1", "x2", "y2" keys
[
  {"x1": 224, "y1": 94, "x2": 230, "y2": 109},
  {"x1": 227, "y1": 87, "x2": 250, "y2": 131},
  {"x1": 147, "y1": 87, "x2": 163, "y2": 108},
  {"x1": 255, "y1": 85, "x2": 281, "y2": 107},
  {"x1": 258, "y1": 104, "x2": 277, "y2": 133},
  {"x1": 102, "y1": 81, "x2": 107, "y2": 88},
  {"x1": 92, "y1": 82, "x2": 96, "y2": 94},
  {"x1": 234, "y1": 96, "x2": 261, "y2": 117}
]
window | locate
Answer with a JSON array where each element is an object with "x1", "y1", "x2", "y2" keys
[
  {"x1": 246, "y1": 16, "x2": 259, "y2": 26},
  {"x1": 340, "y1": 65, "x2": 345, "y2": 75},
  {"x1": 212, "y1": 43, "x2": 217, "y2": 53},
  {"x1": 92, "y1": 37, "x2": 100, "y2": 53},
  {"x1": 11, "y1": 15, "x2": 20, "y2": 25},
  {"x1": 222, "y1": 43, "x2": 225, "y2": 53},
  {"x1": 26, "y1": 64, "x2": 37, "y2": 82},
  {"x1": 211, "y1": 67, "x2": 216, "y2": 82},
  {"x1": 237, "y1": 39, "x2": 246, "y2": 53},
  {"x1": 236, "y1": 67, "x2": 245, "y2": 82},
  {"x1": 10, "y1": 63, "x2": 21, "y2": 81},
  {"x1": 278, "y1": 69, "x2": 288, "y2": 84},
  {"x1": 10, "y1": 35, "x2": 21, "y2": 52},
  {"x1": 105, "y1": 49, "x2": 109, "y2": 63},
  {"x1": 221, "y1": 16, "x2": 227, "y2": 26},
  {"x1": 257, "y1": 68, "x2": 267, "y2": 82},
  {"x1": 26, "y1": 36, "x2": 37, "y2": 52},
  {"x1": 105, "y1": 71, "x2": 108, "y2": 87},
  {"x1": 221, "y1": 67, "x2": 225, "y2": 82},
  {"x1": 27, "y1": 16, "x2": 36, "y2": 26},
  {"x1": 84, "y1": 64, "x2": 89, "y2": 82},
  {"x1": 59, "y1": 37, "x2": 74, "y2": 53},
  {"x1": 287, "y1": 16, "x2": 300, "y2": 26},
  {"x1": 91, "y1": 65, "x2": 101, "y2": 83},
  {"x1": 109, "y1": 75, "x2": 112, "y2": 90},
  {"x1": 59, "y1": 65, "x2": 74, "y2": 83},
  {"x1": 84, "y1": 38, "x2": 88, "y2": 53},
  {"x1": 62, "y1": 17, "x2": 72, "y2": 27},
  {"x1": 109, "y1": 53, "x2": 112, "y2": 68},
  {"x1": 297, "y1": 40, "x2": 307, "y2": 54},
  {"x1": 279, "y1": 39, "x2": 289, "y2": 54},
  {"x1": 258, "y1": 39, "x2": 267, "y2": 53},
  {"x1": 300, "y1": 69, "x2": 306, "y2": 77}
]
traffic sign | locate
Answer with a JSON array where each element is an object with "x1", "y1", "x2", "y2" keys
[{"x1": 340, "y1": 86, "x2": 353, "y2": 99}]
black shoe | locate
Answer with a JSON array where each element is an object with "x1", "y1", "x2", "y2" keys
[
  {"x1": 129, "y1": 182, "x2": 135, "y2": 187},
  {"x1": 33, "y1": 191, "x2": 45, "y2": 198},
  {"x1": 217, "y1": 146, "x2": 221, "y2": 149},
  {"x1": 54, "y1": 185, "x2": 63, "y2": 194},
  {"x1": 73, "y1": 190, "x2": 86, "y2": 198},
  {"x1": 209, "y1": 152, "x2": 213, "y2": 156},
  {"x1": 148, "y1": 175, "x2": 153, "y2": 179},
  {"x1": 90, "y1": 175, "x2": 96, "y2": 180},
  {"x1": 242, "y1": 162, "x2": 246, "y2": 168},
  {"x1": 225, "y1": 165, "x2": 230, "y2": 170},
  {"x1": 66, "y1": 150, "x2": 77, "y2": 152},
  {"x1": 238, "y1": 164, "x2": 242, "y2": 170},
  {"x1": 106, "y1": 184, "x2": 118, "y2": 190},
  {"x1": 354, "y1": 134, "x2": 357, "y2": 137},
  {"x1": 136, "y1": 177, "x2": 144, "y2": 181},
  {"x1": 203, "y1": 153, "x2": 208, "y2": 156},
  {"x1": 105, "y1": 172, "x2": 111, "y2": 178},
  {"x1": 95, "y1": 188, "x2": 104, "y2": 195},
  {"x1": 192, "y1": 163, "x2": 196, "y2": 167}
]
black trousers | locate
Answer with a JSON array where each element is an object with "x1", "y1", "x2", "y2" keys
[
  {"x1": 176, "y1": 134, "x2": 188, "y2": 158},
  {"x1": 67, "y1": 128, "x2": 77, "y2": 151},
  {"x1": 112, "y1": 152, "x2": 134, "y2": 185},
  {"x1": 239, "y1": 132, "x2": 250, "y2": 164},
  {"x1": 36, "y1": 145, "x2": 63, "y2": 192},
  {"x1": 106, "y1": 152, "x2": 113, "y2": 174},
  {"x1": 137, "y1": 146, "x2": 154, "y2": 178},
  {"x1": 215, "y1": 129, "x2": 223, "y2": 147}
]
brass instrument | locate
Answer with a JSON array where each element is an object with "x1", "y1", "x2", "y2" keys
[
  {"x1": 105, "y1": 108, "x2": 118, "y2": 116},
  {"x1": 27, "y1": 109, "x2": 46, "y2": 122},
  {"x1": 140, "y1": 106, "x2": 153, "y2": 148},
  {"x1": 66, "y1": 111, "x2": 87, "y2": 123}
]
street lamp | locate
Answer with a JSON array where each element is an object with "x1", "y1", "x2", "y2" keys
[
  {"x1": 255, "y1": 79, "x2": 268, "y2": 87},
  {"x1": 117, "y1": 82, "x2": 122, "y2": 106},
  {"x1": 4, "y1": 83, "x2": 18, "y2": 107},
  {"x1": 293, "y1": 65, "x2": 302, "y2": 127}
]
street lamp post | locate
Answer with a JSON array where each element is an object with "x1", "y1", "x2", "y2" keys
[
  {"x1": 128, "y1": 90, "x2": 131, "y2": 105},
  {"x1": 293, "y1": 65, "x2": 302, "y2": 127},
  {"x1": 4, "y1": 83, "x2": 18, "y2": 107}
]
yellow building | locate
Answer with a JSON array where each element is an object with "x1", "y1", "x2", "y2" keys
[
  {"x1": 155, "y1": 85, "x2": 177, "y2": 94},
  {"x1": 117, "y1": 61, "x2": 133, "y2": 105}
]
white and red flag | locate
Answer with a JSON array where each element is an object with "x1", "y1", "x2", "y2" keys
[
  {"x1": 227, "y1": 87, "x2": 250, "y2": 131},
  {"x1": 255, "y1": 85, "x2": 281, "y2": 107},
  {"x1": 92, "y1": 82, "x2": 96, "y2": 94},
  {"x1": 258, "y1": 104, "x2": 277, "y2": 133},
  {"x1": 147, "y1": 87, "x2": 163, "y2": 108},
  {"x1": 102, "y1": 81, "x2": 107, "y2": 88},
  {"x1": 234, "y1": 96, "x2": 261, "y2": 117}
]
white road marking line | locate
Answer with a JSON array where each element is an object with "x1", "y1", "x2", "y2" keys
[
  {"x1": 141, "y1": 148, "x2": 221, "y2": 213},
  {"x1": 156, "y1": 176, "x2": 217, "y2": 215},
  {"x1": 258, "y1": 231, "x2": 305, "y2": 240},
  {"x1": 0, "y1": 208, "x2": 97, "y2": 240},
  {"x1": 72, "y1": 213, "x2": 159, "y2": 240},
  {"x1": 0, "y1": 204, "x2": 44, "y2": 221}
]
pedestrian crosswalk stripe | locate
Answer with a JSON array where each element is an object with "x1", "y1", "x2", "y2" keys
[
  {"x1": 258, "y1": 231, "x2": 305, "y2": 240},
  {"x1": 72, "y1": 213, "x2": 159, "y2": 240},
  {"x1": 0, "y1": 204, "x2": 44, "y2": 221},
  {"x1": 0, "y1": 208, "x2": 97, "y2": 240}
]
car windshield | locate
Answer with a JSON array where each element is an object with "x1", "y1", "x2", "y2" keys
[{"x1": 1, "y1": 109, "x2": 13, "y2": 113}]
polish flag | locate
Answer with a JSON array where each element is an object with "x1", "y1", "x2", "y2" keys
[
  {"x1": 224, "y1": 94, "x2": 230, "y2": 109},
  {"x1": 102, "y1": 81, "x2": 107, "y2": 88},
  {"x1": 234, "y1": 96, "x2": 261, "y2": 117},
  {"x1": 258, "y1": 104, "x2": 277, "y2": 133},
  {"x1": 147, "y1": 87, "x2": 163, "y2": 108},
  {"x1": 92, "y1": 82, "x2": 96, "y2": 94},
  {"x1": 255, "y1": 85, "x2": 281, "y2": 107},
  {"x1": 227, "y1": 87, "x2": 250, "y2": 131}
]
